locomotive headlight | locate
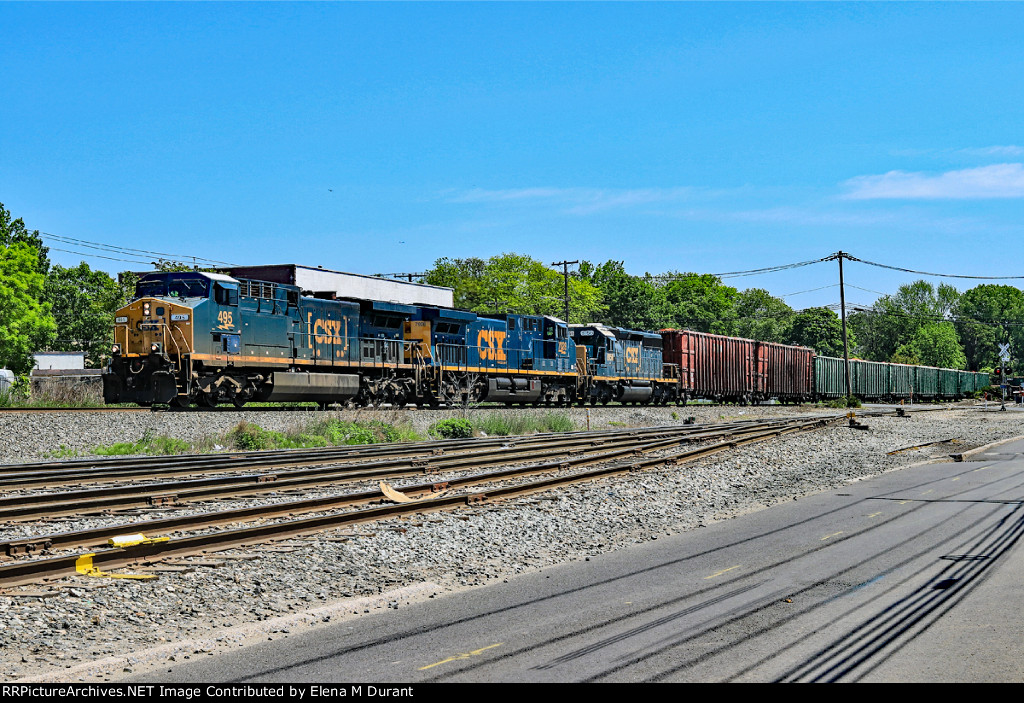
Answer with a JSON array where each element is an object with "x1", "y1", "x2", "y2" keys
[
  {"x1": 111, "y1": 344, "x2": 121, "y2": 355},
  {"x1": 143, "y1": 302, "x2": 151, "y2": 316},
  {"x1": 150, "y1": 343, "x2": 161, "y2": 354}
]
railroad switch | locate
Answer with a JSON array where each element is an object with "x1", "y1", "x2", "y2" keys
[{"x1": 848, "y1": 418, "x2": 869, "y2": 430}]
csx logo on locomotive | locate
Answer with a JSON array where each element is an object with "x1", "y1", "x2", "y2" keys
[
  {"x1": 625, "y1": 347, "x2": 640, "y2": 365},
  {"x1": 307, "y1": 314, "x2": 347, "y2": 347},
  {"x1": 477, "y1": 330, "x2": 507, "y2": 362}
]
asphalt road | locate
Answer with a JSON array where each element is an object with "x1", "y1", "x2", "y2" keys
[{"x1": 136, "y1": 435, "x2": 1024, "y2": 683}]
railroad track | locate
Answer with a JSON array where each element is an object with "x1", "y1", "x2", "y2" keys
[
  {"x1": 0, "y1": 418, "x2": 787, "y2": 488},
  {"x1": 0, "y1": 419, "x2": 812, "y2": 522},
  {"x1": 0, "y1": 406, "x2": 956, "y2": 589}
]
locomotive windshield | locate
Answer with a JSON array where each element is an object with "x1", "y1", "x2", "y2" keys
[{"x1": 134, "y1": 276, "x2": 210, "y2": 300}]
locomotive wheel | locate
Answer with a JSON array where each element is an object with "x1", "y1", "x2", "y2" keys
[
  {"x1": 196, "y1": 393, "x2": 216, "y2": 408},
  {"x1": 232, "y1": 398, "x2": 246, "y2": 409}
]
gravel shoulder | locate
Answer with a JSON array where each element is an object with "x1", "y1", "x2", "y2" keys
[{"x1": 1, "y1": 403, "x2": 1021, "y2": 682}]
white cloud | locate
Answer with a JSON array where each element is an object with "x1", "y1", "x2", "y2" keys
[
  {"x1": 958, "y1": 145, "x2": 1024, "y2": 157},
  {"x1": 843, "y1": 163, "x2": 1024, "y2": 199},
  {"x1": 888, "y1": 145, "x2": 1024, "y2": 158}
]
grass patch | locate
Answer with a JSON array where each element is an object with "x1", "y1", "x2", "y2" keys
[
  {"x1": 46, "y1": 445, "x2": 80, "y2": 459},
  {"x1": 94, "y1": 429, "x2": 192, "y2": 456},
  {"x1": 230, "y1": 419, "x2": 424, "y2": 451},
  {"x1": 87, "y1": 418, "x2": 424, "y2": 457},
  {"x1": 430, "y1": 411, "x2": 577, "y2": 438}
]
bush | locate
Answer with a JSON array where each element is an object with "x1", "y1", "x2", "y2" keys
[
  {"x1": 0, "y1": 376, "x2": 29, "y2": 407},
  {"x1": 233, "y1": 422, "x2": 287, "y2": 450},
  {"x1": 825, "y1": 396, "x2": 862, "y2": 409},
  {"x1": 430, "y1": 418, "x2": 474, "y2": 439}
]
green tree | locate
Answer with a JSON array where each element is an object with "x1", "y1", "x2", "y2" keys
[
  {"x1": 582, "y1": 260, "x2": 670, "y2": 330},
  {"x1": 661, "y1": 273, "x2": 738, "y2": 334},
  {"x1": 851, "y1": 280, "x2": 960, "y2": 362},
  {"x1": 44, "y1": 263, "x2": 135, "y2": 368},
  {"x1": 790, "y1": 307, "x2": 852, "y2": 357},
  {"x1": 729, "y1": 288, "x2": 794, "y2": 342},
  {"x1": 0, "y1": 242, "x2": 56, "y2": 373},
  {"x1": 423, "y1": 253, "x2": 603, "y2": 322},
  {"x1": 891, "y1": 322, "x2": 967, "y2": 369},
  {"x1": 423, "y1": 256, "x2": 490, "y2": 310},
  {"x1": 0, "y1": 202, "x2": 49, "y2": 275},
  {"x1": 952, "y1": 284, "x2": 1024, "y2": 372}
]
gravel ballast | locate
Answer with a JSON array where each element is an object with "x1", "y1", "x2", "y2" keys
[{"x1": 0, "y1": 403, "x2": 1021, "y2": 682}]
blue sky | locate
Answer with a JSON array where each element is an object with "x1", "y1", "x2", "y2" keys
[{"x1": 3, "y1": 2, "x2": 1024, "y2": 311}]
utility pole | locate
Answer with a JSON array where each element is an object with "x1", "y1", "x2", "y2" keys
[
  {"x1": 389, "y1": 273, "x2": 424, "y2": 283},
  {"x1": 829, "y1": 251, "x2": 853, "y2": 401},
  {"x1": 551, "y1": 260, "x2": 579, "y2": 323}
]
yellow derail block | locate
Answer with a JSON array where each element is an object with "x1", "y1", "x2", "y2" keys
[
  {"x1": 106, "y1": 534, "x2": 171, "y2": 548},
  {"x1": 73, "y1": 534, "x2": 172, "y2": 580}
]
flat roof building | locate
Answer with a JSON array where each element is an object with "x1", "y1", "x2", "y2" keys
[{"x1": 217, "y1": 264, "x2": 453, "y2": 308}]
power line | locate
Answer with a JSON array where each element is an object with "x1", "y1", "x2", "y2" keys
[
  {"x1": 846, "y1": 254, "x2": 1024, "y2": 280},
  {"x1": 846, "y1": 284, "x2": 890, "y2": 297},
  {"x1": 653, "y1": 255, "x2": 833, "y2": 281},
  {"x1": 40, "y1": 231, "x2": 236, "y2": 267},
  {"x1": 781, "y1": 284, "x2": 839, "y2": 298},
  {"x1": 44, "y1": 246, "x2": 155, "y2": 266},
  {"x1": 850, "y1": 305, "x2": 1024, "y2": 328}
]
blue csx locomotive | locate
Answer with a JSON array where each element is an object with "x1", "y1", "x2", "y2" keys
[{"x1": 103, "y1": 271, "x2": 680, "y2": 407}]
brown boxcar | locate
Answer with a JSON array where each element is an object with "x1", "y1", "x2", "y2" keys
[
  {"x1": 757, "y1": 340, "x2": 814, "y2": 403},
  {"x1": 660, "y1": 329, "x2": 758, "y2": 403}
]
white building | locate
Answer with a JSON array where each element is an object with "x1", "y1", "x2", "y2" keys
[
  {"x1": 33, "y1": 351, "x2": 86, "y2": 371},
  {"x1": 220, "y1": 264, "x2": 454, "y2": 308}
]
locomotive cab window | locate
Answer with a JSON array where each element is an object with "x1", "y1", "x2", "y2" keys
[{"x1": 214, "y1": 283, "x2": 239, "y2": 306}]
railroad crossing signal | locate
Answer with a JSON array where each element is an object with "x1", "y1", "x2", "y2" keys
[{"x1": 999, "y1": 343, "x2": 1010, "y2": 361}]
